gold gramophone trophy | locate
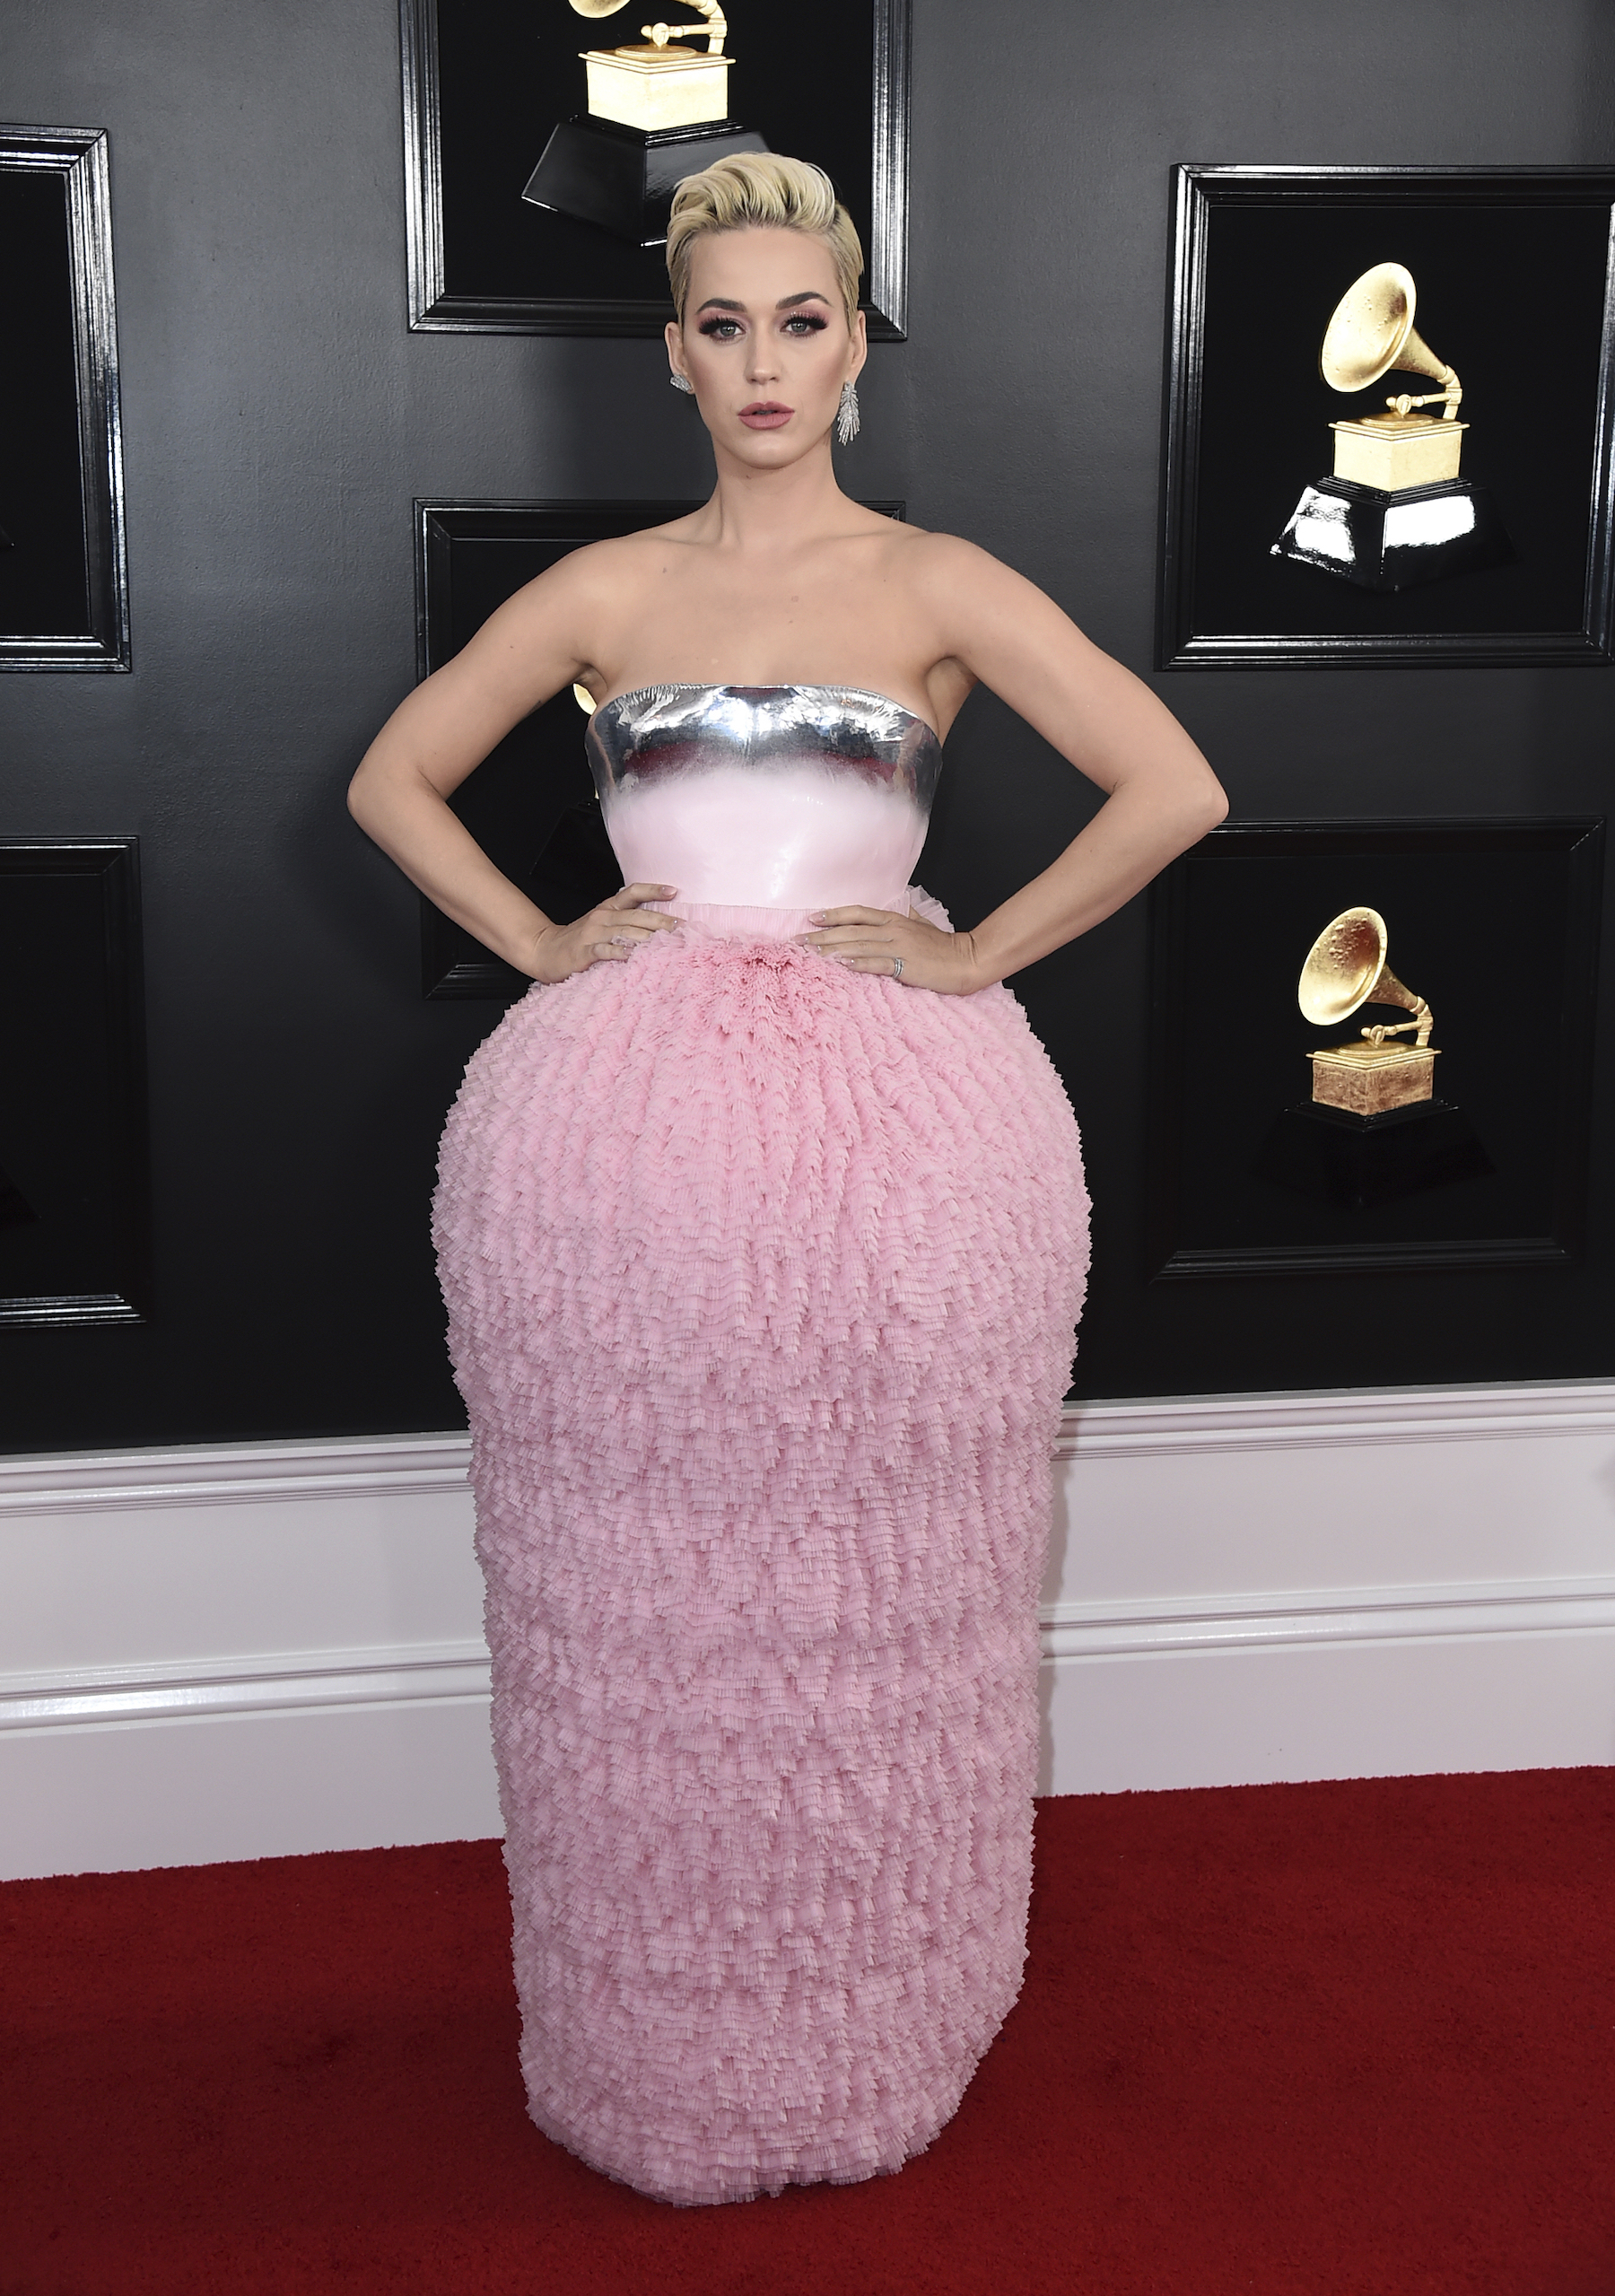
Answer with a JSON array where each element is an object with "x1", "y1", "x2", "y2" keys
[
  {"x1": 1272, "y1": 262, "x2": 1511, "y2": 591},
  {"x1": 1299, "y1": 906, "x2": 1436, "y2": 1116},
  {"x1": 1253, "y1": 904, "x2": 1491, "y2": 1210},
  {"x1": 523, "y1": 0, "x2": 767, "y2": 249}
]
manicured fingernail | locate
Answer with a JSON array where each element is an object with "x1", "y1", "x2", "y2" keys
[{"x1": 808, "y1": 912, "x2": 825, "y2": 923}]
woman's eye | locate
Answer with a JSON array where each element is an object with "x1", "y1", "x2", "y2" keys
[
  {"x1": 784, "y1": 315, "x2": 828, "y2": 335},
  {"x1": 697, "y1": 317, "x2": 743, "y2": 339}
]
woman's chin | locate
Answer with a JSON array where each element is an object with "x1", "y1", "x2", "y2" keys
[{"x1": 720, "y1": 423, "x2": 830, "y2": 466}]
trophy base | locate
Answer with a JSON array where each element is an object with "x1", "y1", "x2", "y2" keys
[
  {"x1": 1271, "y1": 476, "x2": 1513, "y2": 593},
  {"x1": 523, "y1": 116, "x2": 769, "y2": 249},
  {"x1": 1309, "y1": 1041, "x2": 1436, "y2": 1116},
  {"x1": 1253, "y1": 1098, "x2": 1494, "y2": 1213}
]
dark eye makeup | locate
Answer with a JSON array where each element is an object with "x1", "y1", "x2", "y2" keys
[{"x1": 695, "y1": 310, "x2": 832, "y2": 338}]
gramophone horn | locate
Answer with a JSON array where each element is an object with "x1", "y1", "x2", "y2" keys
[
  {"x1": 1298, "y1": 906, "x2": 1432, "y2": 1045},
  {"x1": 568, "y1": 0, "x2": 633, "y2": 15},
  {"x1": 1320, "y1": 262, "x2": 1456, "y2": 399}
]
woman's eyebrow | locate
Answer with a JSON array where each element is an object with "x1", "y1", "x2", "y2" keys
[{"x1": 694, "y1": 291, "x2": 830, "y2": 314}]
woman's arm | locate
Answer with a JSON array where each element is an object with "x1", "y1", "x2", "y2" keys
[
  {"x1": 346, "y1": 550, "x2": 680, "y2": 982},
  {"x1": 807, "y1": 537, "x2": 1227, "y2": 991}
]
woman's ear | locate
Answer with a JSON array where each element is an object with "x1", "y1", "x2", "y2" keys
[
  {"x1": 847, "y1": 308, "x2": 869, "y2": 384},
  {"x1": 665, "y1": 318, "x2": 688, "y2": 385}
]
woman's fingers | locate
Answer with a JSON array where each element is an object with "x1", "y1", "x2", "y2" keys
[
  {"x1": 808, "y1": 905, "x2": 891, "y2": 930},
  {"x1": 600, "y1": 913, "x2": 673, "y2": 938},
  {"x1": 790, "y1": 904, "x2": 974, "y2": 991},
  {"x1": 800, "y1": 921, "x2": 895, "y2": 951},
  {"x1": 572, "y1": 890, "x2": 685, "y2": 969},
  {"x1": 801, "y1": 918, "x2": 902, "y2": 970},
  {"x1": 602, "y1": 886, "x2": 682, "y2": 936},
  {"x1": 803, "y1": 934, "x2": 897, "y2": 965},
  {"x1": 575, "y1": 886, "x2": 683, "y2": 969},
  {"x1": 611, "y1": 882, "x2": 679, "y2": 911}
]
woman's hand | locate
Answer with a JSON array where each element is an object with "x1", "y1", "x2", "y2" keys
[
  {"x1": 528, "y1": 885, "x2": 683, "y2": 983},
  {"x1": 799, "y1": 906, "x2": 984, "y2": 996}
]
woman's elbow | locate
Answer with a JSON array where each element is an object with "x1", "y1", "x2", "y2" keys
[
  {"x1": 1165, "y1": 755, "x2": 1227, "y2": 845},
  {"x1": 1196, "y1": 771, "x2": 1230, "y2": 835},
  {"x1": 346, "y1": 754, "x2": 386, "y2": 830}
]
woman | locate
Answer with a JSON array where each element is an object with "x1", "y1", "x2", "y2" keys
[{"x1": 349, "y1": 154, "x2": 1224, "y2": 2205}]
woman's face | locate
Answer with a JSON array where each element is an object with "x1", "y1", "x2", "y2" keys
[{"x1": 667, "y1": 224, "x2": 867, "y2": 465}]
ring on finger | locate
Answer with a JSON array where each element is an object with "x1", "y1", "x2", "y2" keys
[{"x1": 892, "y1": 955, "x2": 904, "y2": 981}]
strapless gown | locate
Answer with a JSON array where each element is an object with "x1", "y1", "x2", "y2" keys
[{"x1": 433, "y1": 685, "x2": 1089, "y2": 2204}]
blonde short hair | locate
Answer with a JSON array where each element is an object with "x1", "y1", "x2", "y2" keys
[{"x1": 665, "y1": 153, "x2": 864, "y2": 334}]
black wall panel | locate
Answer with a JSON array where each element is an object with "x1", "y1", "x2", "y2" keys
[
  {"x1": 0, "y1": 128, "x2": 130, "y2": 670},
  {"x1": 0, "y1": 841, "x2": 151, "y2": 1323},
  {"x1": 413, "y1": 501, "x2": 702, "y2": 998},
  {"x1": 1146, "y1": 820, "x2": 1604, "y2": 1280},
  {"x1": 2, "y1": 0, "x2": 1613, "y2": 1451},
  {"x1": 1, "y1": 170, "x2": 92, "y2": 640}
]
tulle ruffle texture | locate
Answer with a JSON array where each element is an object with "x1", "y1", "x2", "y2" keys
[{"x1": 432, "y1": 895, "x2": 1089, "y2": 2205}]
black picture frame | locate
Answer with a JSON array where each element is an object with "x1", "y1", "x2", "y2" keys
[
  {"x1": 0, "y1": 126, "x2": 129, "y2": 672},
  {"x1": 415, "y1": 496, "x2": 905, "y2": 998},
  {"x1": 400, "y1": 0, "x2": 910, "y2": 337},
  {"x1": 1146, "y1": 817, "x2": 1604, "y2": 1279},
  {"x1": 0, "y1": 840, "x2": 151, "y2": 1324},
  {"x1": 1157, "y1": 167, "x2": 1615, "y2": 669}
]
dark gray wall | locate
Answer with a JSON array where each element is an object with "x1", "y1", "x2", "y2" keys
[{"x1": 3, "y1": 0, "x2": 1613, "y2": 1449}]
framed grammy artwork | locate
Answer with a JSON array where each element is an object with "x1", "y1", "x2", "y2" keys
[
  {"x1": 1145, "y1": 818, "x2": 1604, "y2": 1280},
  {"x1": 0, "y1": 127, "x2": 129, "y2": 672},
  {"x1": 1157, "y1": 167, "x2": 1615, "y2": 668},
  {"x1": 415, "y1": 498, "x2": 902, "y2": 997},
  {"x1": 400, "y1": 0, "x2": 911, "y2": 337}
]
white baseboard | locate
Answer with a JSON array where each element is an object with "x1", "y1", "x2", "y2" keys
[
  {"x1": 4, "y1": 1384, "x2": 1613, "y2": 1878},
  {"x1": 1039, "y1": 1381, "x2": 1615, "y2": 1792},
  {"x1": 0, "y1": 1433, "x2": 502, "y2": 1879}
]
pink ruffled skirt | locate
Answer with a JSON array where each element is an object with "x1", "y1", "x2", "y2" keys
[{"x1": 432, "y1": 893, "x2": 1089, "y2": 2204}]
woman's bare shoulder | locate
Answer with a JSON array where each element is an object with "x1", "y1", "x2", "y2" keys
[
  {"x1": 874, "y1": 527, "x2": 1056, "y2": 644},
  {"x1": 473, "y1": 521, "x2": 703, "y2": 654},
  {"x1": 886, "y1": 524, "x2": 1022, "y2": 583},
  {"x1": 515, "y1": 519, "x2": 704, "y2": 601}
]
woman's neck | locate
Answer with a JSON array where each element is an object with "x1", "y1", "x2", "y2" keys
[{"x1": 691, "y1": 441, "x2": 862, "y2": 554}]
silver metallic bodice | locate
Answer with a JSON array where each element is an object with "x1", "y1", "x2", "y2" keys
[{"x1": 586, "y1": 685, "x2": 942, "y2": 933}]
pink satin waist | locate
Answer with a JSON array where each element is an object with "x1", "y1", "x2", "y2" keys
[{"x1": 645, "y1": 893, "x2": 912, "y2": 942}]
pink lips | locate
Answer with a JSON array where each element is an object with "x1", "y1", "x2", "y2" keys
[{"x1": 738, "y1": 402, "x2": 793, "y2": 430}]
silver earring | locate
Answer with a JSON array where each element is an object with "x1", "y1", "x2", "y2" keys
[
  {"x1": 836, "y1": 379, "x2": 860, "y2": 444},
  {"x1": 669, "y1": 371, "x2": 694, "y2": 394}
]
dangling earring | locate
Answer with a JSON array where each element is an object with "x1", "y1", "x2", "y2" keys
[
  {"x1": 669, "y1": 371, "x2": 694, "y2": 394},
  {"x1": 836, "y1": 379, "x2": 860, "y2": 444}
]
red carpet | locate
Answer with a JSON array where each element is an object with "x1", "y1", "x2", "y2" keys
[{"x1": 3, "y1": 1770, "x2": 1611, "y2": 2296}]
